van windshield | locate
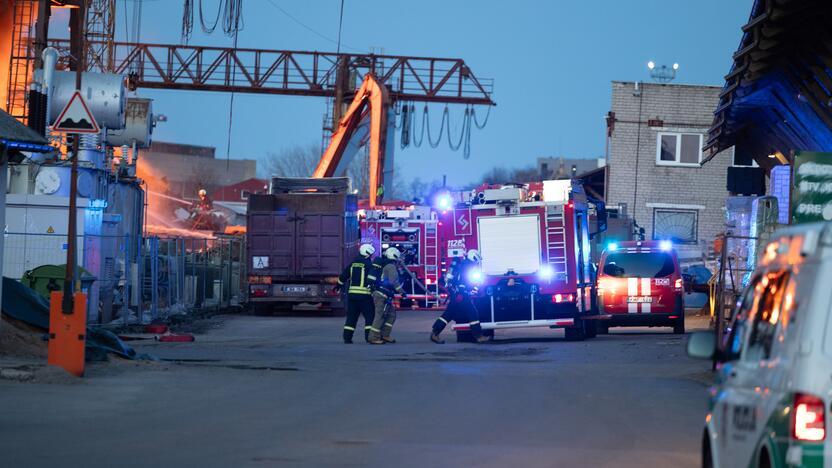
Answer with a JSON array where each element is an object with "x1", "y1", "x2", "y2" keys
[{"x1": 602, "y1": 252, "x2": 675, "y2": 278}]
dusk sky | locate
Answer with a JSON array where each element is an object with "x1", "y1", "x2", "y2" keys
[{"x1": 55, "y1": 1, "x2": 751, "y2": 187}]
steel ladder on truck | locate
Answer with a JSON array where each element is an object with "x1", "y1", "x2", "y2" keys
[
  {"x1": 544, "y1": 206, "x2": 568, "y2": 277},
  {"x1": 423, "y1": 221, "x2": 441, "y2": 307}
]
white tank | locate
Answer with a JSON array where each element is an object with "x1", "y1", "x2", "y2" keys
[
  {"x1": 49, "y1": 71, "x2": 126, "y2": 130},
  {"x1": 106, "y1": 98, "x2": 153, "y2": 147}
]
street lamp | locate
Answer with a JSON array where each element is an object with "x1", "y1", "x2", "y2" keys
[{"x1": 647, "y1": 61, "x2": 679, "y2": 83}]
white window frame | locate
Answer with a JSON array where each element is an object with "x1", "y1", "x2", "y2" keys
[
  {"x1": 652, "y1": 208, "x2": 698, "y2": 244},
  {"x1": 655, "y1": 132, "x2": 703, "y2": 167},
  {"x1": 731, "y1": 147, "x2": 759, "y2": 168}
]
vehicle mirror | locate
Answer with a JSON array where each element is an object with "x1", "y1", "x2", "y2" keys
[{"x1": 686, "y1": 331, "x2": 716, "y2": 360}]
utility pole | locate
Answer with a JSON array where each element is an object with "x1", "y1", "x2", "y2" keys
[{"x1": 63, "y1": 0, "x2": 86, "y2": 315}]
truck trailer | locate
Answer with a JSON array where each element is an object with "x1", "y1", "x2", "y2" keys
[
  {"x1": 246, "y1": 178, "x2": 358, "y2": 314},
  {"x1": 437, "y1": 180, "x2": 605, "y2": 341}
]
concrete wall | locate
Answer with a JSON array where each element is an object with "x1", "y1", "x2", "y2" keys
[{"x1": 607, "y1": 81, "x2": 733, "y2": 252}]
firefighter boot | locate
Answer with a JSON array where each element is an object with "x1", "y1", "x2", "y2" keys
[
  {"x1": 343, "y1": 326, "x2": 355, "y2": 344},
  {"x1": 368, "y1": 338, "x2": 385, "y2": 345},
  {"x1": 430, "y1": 333, "x2": 445, "y2": 344}
]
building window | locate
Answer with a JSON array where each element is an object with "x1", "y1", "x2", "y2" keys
[
  {"x1": 656, "y1": 133, "x2": 702, "y2": 166},
  {"x1": 652, "y1": 208, "x2": 698, "y2": 243},
  {"x1": 241, "y1": 190, "x2": 251, "y2": 200}
]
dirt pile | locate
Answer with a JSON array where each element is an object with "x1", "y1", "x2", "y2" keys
[{"x1": 0, "y1": 316, "x2": 47, "y2": 358}]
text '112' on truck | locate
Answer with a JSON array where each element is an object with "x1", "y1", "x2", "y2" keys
[
  {"x1": 436, "y1": 180, "x2": 607, "y2": 341},
  {"x1": 246, "y1": 177, "x2": 358, "y2": 314}
]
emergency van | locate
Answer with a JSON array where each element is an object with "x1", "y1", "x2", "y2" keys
[
  {"x1": 595, "y1": 240, "x2": 685, "y2": 334},
  {"x1": 437, "y1": 180, "x2": 605, "y2": 341},
  {"x1": 688, "y1": 222, "x2": 832, "y2": 468}
]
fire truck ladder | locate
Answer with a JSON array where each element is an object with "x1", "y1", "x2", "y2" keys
[
  {"x1": 6, "y1": 0, "x2": 37, "y2": 124},
  {"x1": 545, "y1": 207, "x2": 568, "y2": 278},
  {"x1": 423, "y1": 221, "x2": 440, "y2": 307}
]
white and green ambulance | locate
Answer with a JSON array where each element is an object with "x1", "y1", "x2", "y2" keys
[{"x1": 688, "y1": 222, "x2": 832, "y2": 468}]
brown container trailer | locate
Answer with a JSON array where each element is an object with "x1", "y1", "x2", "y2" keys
[{"x1": 246, "y1": 178, "x2": 358, "y2": 314}]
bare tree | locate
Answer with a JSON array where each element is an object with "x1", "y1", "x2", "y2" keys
[
  {"x1": 264, "y1": 143, "x2": 321, "y2": 177},
  {"x1": 479, "y1": 165, "x2": 539, "y2": 185}
]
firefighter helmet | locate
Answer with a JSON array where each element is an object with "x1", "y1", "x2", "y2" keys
[
  {"x1": 467, "y1": 249, "x2": 482, "y2": 262},
  {"x1": 384, "y1": 247, "x2": 402, "y2": 261},
  {"x1": 359, "y1": 243, "x2": 376, "y2": 257},
  {"x1": 198, "y1": 189, "x2": 207, "y2": 197}
]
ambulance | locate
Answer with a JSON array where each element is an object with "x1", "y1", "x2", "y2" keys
[
  {"x1": 595, "y1": 240, "x2": 685, "y2": 334},
  {"x1": 687, "y1": 222, "x2": 832, "y2": 468}
]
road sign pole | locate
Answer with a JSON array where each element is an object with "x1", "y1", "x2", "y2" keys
[{"x1": 62, "y1": 0, "x2": 86, "y2": 315}]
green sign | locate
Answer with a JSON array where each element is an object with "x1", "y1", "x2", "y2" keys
[{"x1": 792, "y1": 151, "x2": 832, "y2": 224}]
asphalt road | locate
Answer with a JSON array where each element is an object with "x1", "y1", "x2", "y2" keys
[{"x1": 0, "y1": 312, "x2": 713, "y2": 468}]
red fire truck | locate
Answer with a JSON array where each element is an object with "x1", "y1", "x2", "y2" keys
[
  {"x1": 359, "y1": 204, "x2": 442, "y2": 307},
  {"x1": 436, "y1": 180, "x2": 605, "y2": 340}
]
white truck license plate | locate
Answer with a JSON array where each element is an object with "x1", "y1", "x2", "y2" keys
[{"x1": 627, "y1": 296, "x2": 653, "y2": 303}]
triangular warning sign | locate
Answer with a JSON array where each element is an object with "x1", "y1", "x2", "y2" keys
[
  {"x1": 53, "y1": 90, "x2": 100, "y2": 134},
  {"x1": 47, "y1": 226, "x2": 55, "y2": 234}
]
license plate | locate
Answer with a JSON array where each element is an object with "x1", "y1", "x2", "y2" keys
[
  {"x1": 627, "y1": 296, "x2": 653, "y2": 303},
  {"x1": 284, "y1": 286, "x2": 307, "y2": 293}
]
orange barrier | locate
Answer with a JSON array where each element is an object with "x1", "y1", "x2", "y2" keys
[{"x1": 47, "y1": 292, "x2": 87, "y2": 377}]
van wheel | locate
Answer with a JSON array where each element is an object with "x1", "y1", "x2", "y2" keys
[
  {"x1": 757, "y1": 447, "x2": 771, "y2": 468},
  {"x1": 702, "y1": 429, "x2": 713, "y2": 468},
  {"x1": 564, "y1": 323, "x2": 586, "y2": 341},
  {"x1": 673, "y1": 316, "x2": 685, "y2": 335}
]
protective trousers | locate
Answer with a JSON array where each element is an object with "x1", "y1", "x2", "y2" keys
[
  {"x1": 368, "y1": 291, "x2": 397, "y2": 341},
  {"x1": 343, "y1": 294, "x2": 375, "y2": 342},
  {"x1": 431, "y1": 293, "x2": 482, "y2": 338}
]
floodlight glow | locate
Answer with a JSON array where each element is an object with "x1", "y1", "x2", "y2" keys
[
  {"x1": 647, "y1": 61, "x2": 655, "y2": 70},
  {"x1": 435, "y1": 192, "x2": 452, "y2": 210},
  {"x1": 659, "y1": 240, "x2": 673, "y2": 251},
  {"x1": 672, "y1": 63, "x2": 679, "y2": 70}
]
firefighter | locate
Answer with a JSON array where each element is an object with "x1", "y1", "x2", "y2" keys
[
  {"x1": 430, "y1": 249, "x2": 488, "y2": 344},
  {"x1": 367, "y1": 247, "x2": 406, "y2": 345},
  {"x1": 196, "y1": 189, "x2": 213, "y2": 211},
  {"x1": 336, "y1": 243, "x2": 376, "y2": 343}
]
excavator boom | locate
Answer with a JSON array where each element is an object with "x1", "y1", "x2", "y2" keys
[{"x1": 313, "y1": 73, "x2": 390, "y2": 207}]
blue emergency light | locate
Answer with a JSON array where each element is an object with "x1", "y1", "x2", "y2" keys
[
  {"x1": 659, "y1": 240, "x2": 673, "y2": 251},
  {"x1": 538, "y1": 265, "x2": 554, "y2": 280},
  {"x1": 607, "y1": 242, "x2": 619, "y2": 252}
]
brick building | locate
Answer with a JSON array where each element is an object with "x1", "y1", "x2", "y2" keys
[{"x1": 606, "y1": 81, "x2": 742, "y2": 256}]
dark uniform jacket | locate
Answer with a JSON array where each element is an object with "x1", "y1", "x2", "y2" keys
[{"x1": 338, "y1": 255, "x2": 373, "y2": 296}]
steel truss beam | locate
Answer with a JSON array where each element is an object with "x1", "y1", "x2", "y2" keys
[{"x1": 48, "y1": 39, "x2": 495, "y2": 106}]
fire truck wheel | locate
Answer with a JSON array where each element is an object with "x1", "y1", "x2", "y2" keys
[
  {"x1": 585, "y1": 320, "x2": 597, "y2": 339},
  {"x1": 456, "y1": 331, "x2": 476, "y2": 343},
  {"x1": 564, "y1": 323, "x2": 586, "y2": 341},
  {"x1": 673, "y1": 316, "x2": 685, "y2": 335}
]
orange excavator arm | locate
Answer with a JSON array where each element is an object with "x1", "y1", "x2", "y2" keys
[{"x1": 313, "y1": 73, "x2": 390, "y2": 207}]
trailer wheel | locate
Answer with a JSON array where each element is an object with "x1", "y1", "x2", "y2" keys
[{"x1": 252, "y1": 304, "x2": 272, "y2": 316}]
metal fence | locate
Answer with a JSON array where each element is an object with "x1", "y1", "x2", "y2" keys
[{"x1": 3, "y1": 231, "x2": 246, "y2": 325}]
